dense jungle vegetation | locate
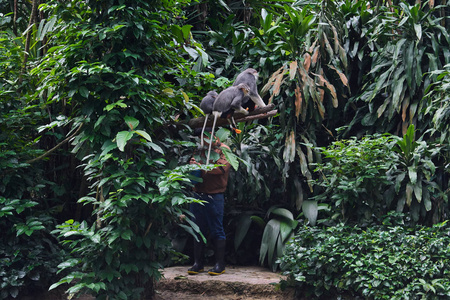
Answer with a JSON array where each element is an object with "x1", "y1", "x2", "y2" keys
[{"x1": 1, "y1": 0, "x2": 449, "y2": 299}]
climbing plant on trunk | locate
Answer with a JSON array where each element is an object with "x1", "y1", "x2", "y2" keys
[{"x1": 31, "y1": 0, "x2": 206, "y2": 298}]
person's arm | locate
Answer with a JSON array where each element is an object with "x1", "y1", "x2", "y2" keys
[{"x1": 206, "y1": 156, "x2": 231, "y2": 175}]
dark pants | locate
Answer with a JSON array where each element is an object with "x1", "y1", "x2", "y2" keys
[{"x1": 190, "y1": 193, "x2": 226, "y2": 241}]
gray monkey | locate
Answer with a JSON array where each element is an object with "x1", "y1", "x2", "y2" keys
[
  {"x1": 199, "y1": 91, "x2": 218, "y2": 147},
  {"x1": 206, "y1": 83, "x2": 251, "y2": 163},
  {"x1": 232, "y1": 68, "x2": 266, "y2": 110}
]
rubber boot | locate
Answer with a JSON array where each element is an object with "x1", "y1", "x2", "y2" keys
[
  {"x1": 187, "y1": 240, "x2": 204, "y2": 275},
  {"x1": 208, "y1": 239, "x2": 226, "y2": 276}
]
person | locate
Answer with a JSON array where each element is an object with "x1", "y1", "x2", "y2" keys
[{"x1": 187, "y1": 133, "x2": 231, "y2": 276}]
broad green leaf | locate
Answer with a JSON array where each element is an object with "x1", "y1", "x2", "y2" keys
[
  {"x1": 414, "y1": 23, "x2": 422, "y2": 41},
  {"x1": 124, "y1": 116, "x2": 139, "y2": 130},
  {"x1": 392, "y1": 77, "x2": 406, "y2": 112},
  {"x1": 234, "y1": 214, "x2": 252, "y2": 250},
  {"x1": 423, "y1": 188, "x2": 432, "y2": 211},
  {"x1": 121, "y1": 230, "x2": 132, "y2": 240},
  {"x1": 250, "y1": 216, "x2": 266, "y2": 228},
  {"x1": 116, "y1": 131, "x2": 134, "y2": 152},
  {"x1": 221, "y1": 146, "x2": 239, "y2": 171},
  {"x1": 408, "y1": 166, "x2": 417, "y2": 185},
  {"x1": 279, "y1": 220, "x2": 294, "y2": 243},
  {"x1": 302, "y1": 200, "x2": 318, "y2": 226},
  {"x1": 181, "y1": 25, "x2": 193, "y2": 40},
  {"x1": 147, "y1": 142, "x2": 164, "y2": 154},
  {"x1": 271, "y1": 207, "x2": 294, "y2": 220},
  {"x1": 413, "y1": 181, "x2": 422, "y2": 203},
  {"x1": 264, "y1": 219, "x2": 281, "y2": 267},
  {"x1": 79, "y1": 86, "x2": 89, "y2": 98},
  {"x1": 406, "y1": 183, "x2": 413, "y2": 207},
  {"x1": 134, "y1": 130, "x2": 152, "y2": 142}
]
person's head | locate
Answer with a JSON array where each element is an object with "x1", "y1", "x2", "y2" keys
[{"x1": 193, "y1": 128, "x2": 220, "y2": 147}]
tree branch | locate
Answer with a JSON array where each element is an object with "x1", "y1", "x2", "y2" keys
[
  {"x1": 187, "y1": 104, "x2": 276, "y2": 129},
  {"x1": 25, "y1": 123, "x2": 83, "y2": 165}
]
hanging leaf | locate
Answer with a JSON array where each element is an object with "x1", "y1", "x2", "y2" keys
[
  {"x1": 314, "y1": 72, "x2": 338, "y2": 108},
  {"x1": 302, "y1": 200, "x2": 318, "y2": 226},
  {"x1": 423, "y1": 188, "x2": 432, "y2": 211},
  {"x1": 377, "y1": 97, "x2": 391, "y2": 117},
  {"x1": 330, "y1": 24, "x2": 340, "y2": 53},
  {"x1": 234, "y1": 214, "x2": 253, "y2": 250},
  {"x1": 414, "y1": 23, "x2": 422, "y2": 41},
  {"x1": 273, "y1": 67, "x2": 287, "y2": 97},
  {"x1": 328, "y1": 65, "x2": 348, "y2": 87},
  {"x1": 294, "y1": 178, "x2": 304, "y2": 211},
  {"x1": 401, "y1": 94, "x2": 410, "y2": 122},
  {"x1": 116, "y1": 131, "x2": 134, "y2": 152},
  {"x1": 322, "y1": 34, "x2": 334, "y2": 59},
  {"x1": 271, "y1": 207, "x2": 294, "y2": 220},
  {"x1": 134, "y1": 130, "x2": 151, "y2": 142},
  {"x1": 283, "y1": 131, "x2": 296, "y2": 163},
  {"x1": 279, "y1": 219, "x2": 294, "y2": 243},
  {"x1": 408, "y1": 166, "x2": 417, "y2": 185},
  {"x1": 261, "y1": 66, "x2": 283, "y2": 94},
  {"x1": 392, "y1": 76, "x2": 406, "y2": 113},
  {"x1": 413, "y1": 181, "x2": 422, "y2": 203},
  {"x1": 266, "y1": 219, "x2": 281, "y2": 268},
  {"x1": 221, "y1": 146, "x2": 239, "y2": 171},
  {"x1": 303, "y1": 53, "x2": 311, "y2": 72},
  {"x1": 289, "y1": 60, "x2": 298, "y2": 80},
  {"x1": 311, "y1": 46, "x2": 320, "y2": 67},
  {"x1": 124, "y1": 116, "x2": 139, "y2": 130},
  {"x1": 259, "y1": 219, "x2": 280, "y2": 266},
  {"x1": 294, "y1": 85, "x2": 303, "y2": 119},
  {"x1": 406, "y1": 183, "x2": 413, "y2": 207}
]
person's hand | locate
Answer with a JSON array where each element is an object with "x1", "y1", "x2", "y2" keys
[{"x1": 190, "y1": 157, "x2": 201, "y2": 166}]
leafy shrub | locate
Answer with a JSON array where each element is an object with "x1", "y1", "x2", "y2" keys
[
  {"x1": 312, "y1": 126, "x2": 444, "y2": 225},
  {"x1": 312, "y1": 133, "x2": 400, "y2": 224},
  {"x1": 280, "y1": 220, "x2": 450, "y2": 299},
  {"x1": 0, "y1": 197, "x2": 65, "y2": 300}
]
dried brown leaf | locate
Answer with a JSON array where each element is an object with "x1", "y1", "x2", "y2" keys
[
  {"x1": 289, "y1": 61, "x2": 298, "y2": 80},
  {"x1": 323, "y1": 34, "x2": 334, "y2": 59},
  {"x1": 401, "y1": 96, "x2": 410, "y2": 122},
  {"x1": 273, "y1": 68, "x2": 287, "y2": 96},
  {"x1": 311, "y1": 47, "x2": 320, "y2": 67},
  {"x1": 331, "y1": 24, "x2": 339, "y2": 53},
  {"x1": 303, "y1": 53, "x2": 311, "y2": 72},
  {"x1": 308, "y1": 39, "x2": 317, "y2": 54},
  {"x1": 339, "y1": 45, "x2": 348, "y2": 69},
  {"x1": 283, "y1": 130, "x2": 296, "y2": 163},
  {"x1": 402, "y1": 121, "x2": 409, "y2": 136},
  {"x1": 314, "y1": 72, "x2": 338, "y2": 108},
  {"x1": 295, "y1": 85, "x2": 302, "y2": 119},
  {"x1": 261, "y1": 66, "x2": 284, "y2": 94},
  {"x1": 318, "y1": 102, "x2": 325, "y2": 119},
  {"x1": 328, "y1": 65, "x2": 348, "y2": 87}
]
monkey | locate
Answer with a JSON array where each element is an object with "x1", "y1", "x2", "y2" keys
[
  {"x1": 199, "y1": 91, "x2": 218, "y2": 147},
  {"x1": 232, "y1": 68, "x2": 266, "y2": 111},
  {"x1": 206, "y1": 83, "x2": 251, "y2": 163}
]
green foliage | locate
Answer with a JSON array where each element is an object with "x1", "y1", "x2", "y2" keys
[
  {"x1": 258, "y1": 207, "x2": 298, "y2": 271},
  {"x1": 50, "y1": 145, "x2": 210, "y2": 299},
  {"x1": 313, "y1": 133, "x2": 399, "y2": 223},
  {"x1": 423, "y1": 65, "x2": 450, "y2": 145},
  {"x1": 344, "y1": 0, "x2": 450, "y2": 137},
  {"x1": 0, "y1": 197, "x2": 65, "y2": 300},
  {"x1": 280, "y1": 220, "x2": 450, "y2": 299},
  {"x1": 392, "y1": 124, "x2": 443, "y2": 223},
  {"x1": 313, "y1": 129, "x2": 443, "y2": 225}
]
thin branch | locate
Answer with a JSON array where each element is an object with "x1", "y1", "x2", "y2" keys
[{"x1": 25, "y1": 123, "x2": 83, "y2": 165}]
